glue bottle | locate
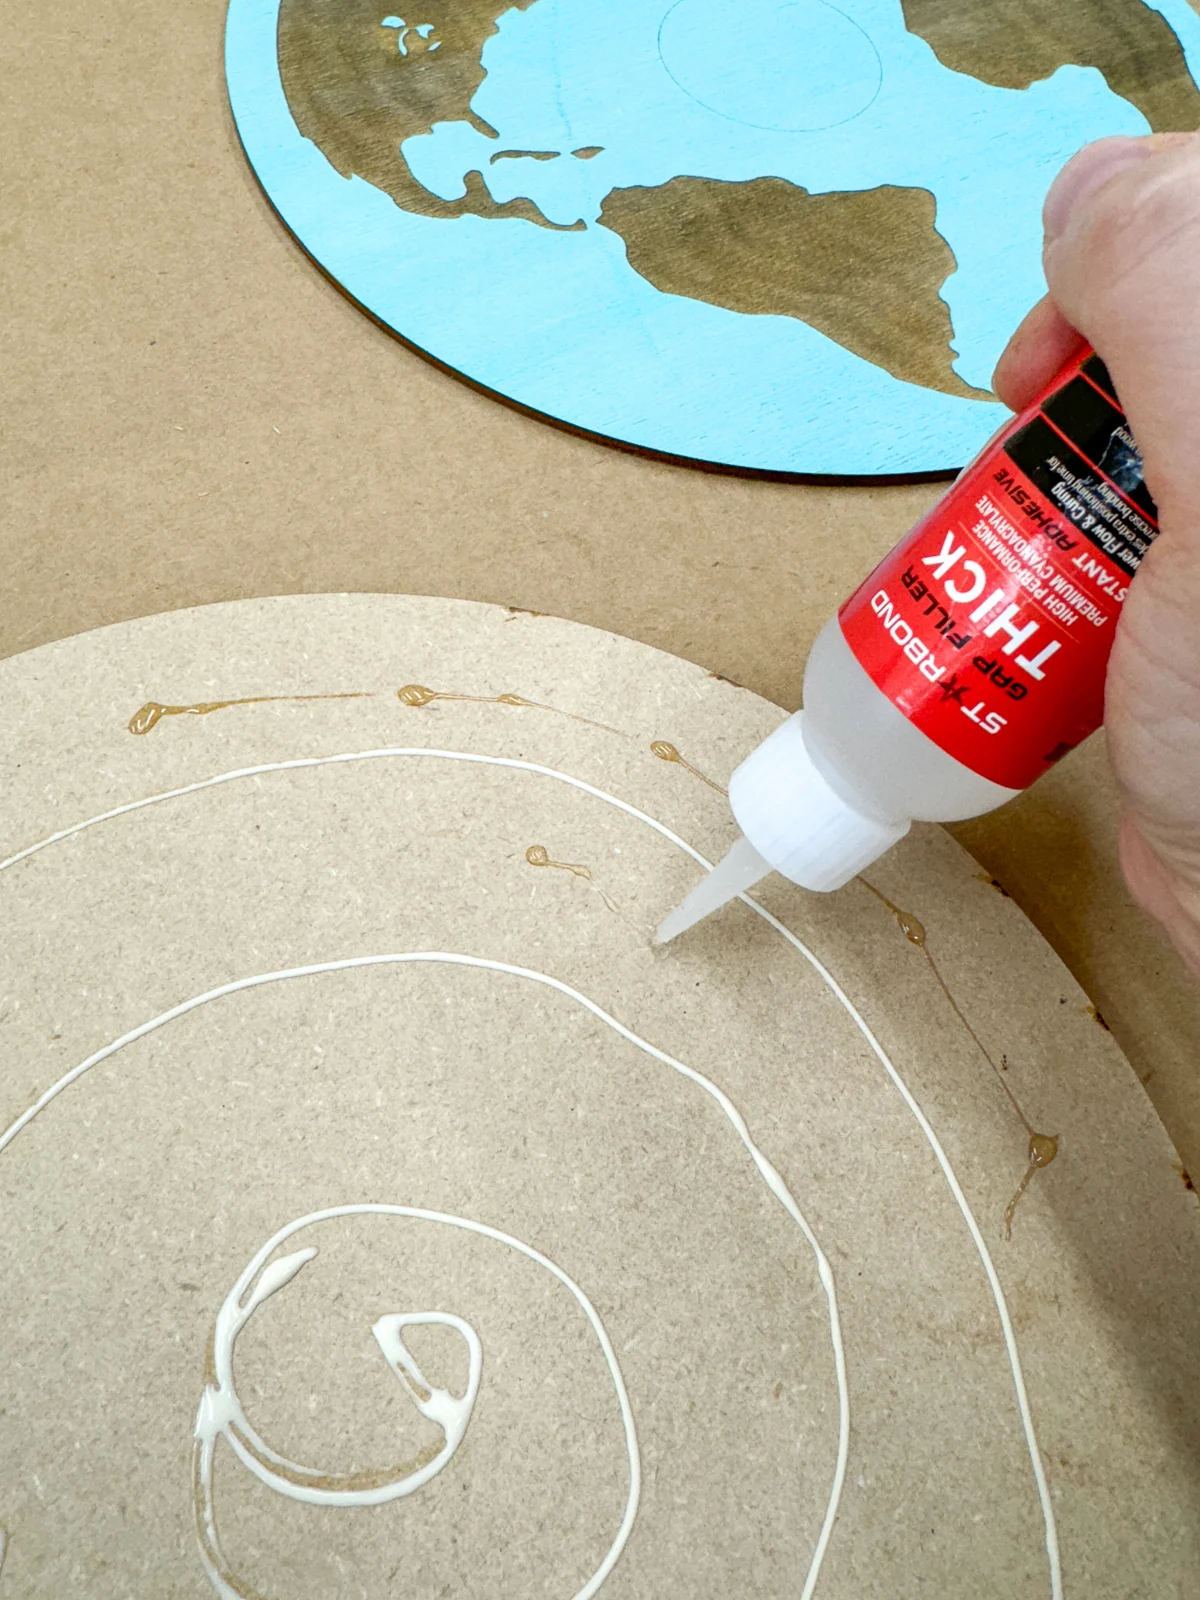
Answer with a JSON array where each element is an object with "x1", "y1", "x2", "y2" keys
[{"x1": 657, "y1": 345, "x2": 1159, "y2": 942}]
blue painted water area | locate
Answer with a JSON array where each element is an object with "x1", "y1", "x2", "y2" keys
[{"x1": 226, "y1": 0, "x2": 1200, "y2": 474}]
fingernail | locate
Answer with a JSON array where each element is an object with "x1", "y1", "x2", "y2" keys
[{"x1": 1043, "y1": 137, "x2": 1155, "y2": 240}]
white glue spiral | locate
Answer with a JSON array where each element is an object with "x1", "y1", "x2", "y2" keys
[
  {"x1": 0, "y1": 746, "x2": 1061, "y2": 1597},
  {"x1": 193, "y1": 1205, "x2": 639, "y2": 1600}
]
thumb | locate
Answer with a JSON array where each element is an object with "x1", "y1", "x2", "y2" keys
[{"x1": 1040, "y1": 134, "x2": 1200, "y2": 970}]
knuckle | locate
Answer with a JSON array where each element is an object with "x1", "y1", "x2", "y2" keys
[{"x1": 1075, "y1": 155, "x2": 1200, "y2": 300}]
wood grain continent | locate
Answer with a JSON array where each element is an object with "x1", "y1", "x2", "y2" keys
[
  {"x1": 277, "y1": 0, "x2": 582, "y2": 229},
  {"x1": 599, "y1": 177, "x2": 991, "y2": 399},
  {"x1": 903, "y1": 0, "x2": 1200, "y2": 131}
]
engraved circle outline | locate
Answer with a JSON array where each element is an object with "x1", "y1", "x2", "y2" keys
[{"x1": 657, "y1": 0, "x2": 884, "y2": 133}]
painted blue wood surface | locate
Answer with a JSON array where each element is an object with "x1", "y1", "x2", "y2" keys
[{"x1": 225, "y1": 0, "x2": 1200, "y2": 476}]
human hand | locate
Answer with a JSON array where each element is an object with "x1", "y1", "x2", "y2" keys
[{"x1": 993, "y1": 133, "x2": 1200, "y2": 975}]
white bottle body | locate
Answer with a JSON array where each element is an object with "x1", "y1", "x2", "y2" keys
[
  {"x1": 802, "y1": 616, "x2": 1019, "y2": 827},
  {"x1": 656, "y1": 626, "x2": 1022, "y2": 936},
  {"x1": 663, "y1": 339, "x2": 1149, "y2": 930},
  {"x1": 722, "y1": 617, "x2": 1023, "y2": 896}
]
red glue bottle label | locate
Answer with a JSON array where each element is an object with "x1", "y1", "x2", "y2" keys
[{"x1": 839, "y1": 348, "x2": 1159, "y2": 789}]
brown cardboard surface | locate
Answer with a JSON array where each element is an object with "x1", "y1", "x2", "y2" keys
[
  {"x1": 2, "y1": 0, "x2": 1197, "y2": 1187},
  {"x1": 1, "y1": 593, "x2": 1198, "y2": 1597}
]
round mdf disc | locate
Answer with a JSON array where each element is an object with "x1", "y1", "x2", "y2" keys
[
  {"x1": 0, "y1": 593, "x2": 1197, "y2": 1598},
  {"x1": 224, "y1": 0, "x2": 1200, "y2": 477}
]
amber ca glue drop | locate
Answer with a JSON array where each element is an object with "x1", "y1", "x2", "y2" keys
[{"x1": 658, "y1": 346, "x2": 1156, "y2": 943}]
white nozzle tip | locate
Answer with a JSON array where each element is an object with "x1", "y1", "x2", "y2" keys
[
  {"x1": 655, "y1": 836, "x2": 772, "y2": 944},
  {"x1": 653, "y1": 909, "x2": 692, "y2": 946}
]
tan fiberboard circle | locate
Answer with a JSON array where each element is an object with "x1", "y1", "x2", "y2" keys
[{"x1": 0, "y1": 594, "x2": 1197, "y2": 1598}]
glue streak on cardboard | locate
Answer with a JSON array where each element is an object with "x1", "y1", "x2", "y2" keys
[
  {"x1": 658, "y1": 346, "x2": 1159, "y2": 941},
  {"x1": 192, "y1": 1205, "x2": 640, "y2": 1600}
]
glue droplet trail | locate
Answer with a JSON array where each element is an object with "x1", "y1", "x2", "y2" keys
[{"x1": 655, "y1": 835, "x2": 772, "y2": 944}]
